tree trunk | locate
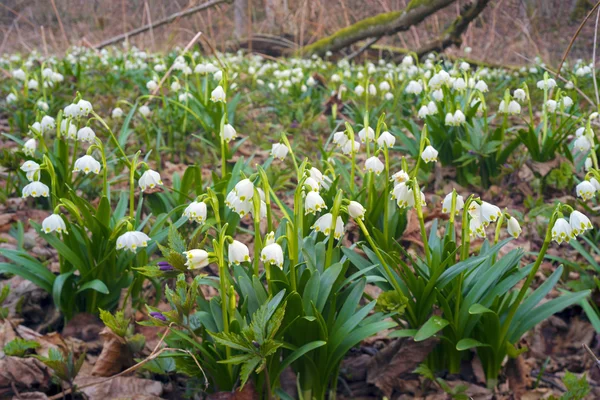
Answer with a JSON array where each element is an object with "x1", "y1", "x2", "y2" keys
[
  {"x1": 234, "y1": 0, "x2": 248, "y2": 40},
  {"x1": 265, "y1": 0, "x2": 289, "y2": 33}
]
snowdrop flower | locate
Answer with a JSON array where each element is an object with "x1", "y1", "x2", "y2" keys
[
  {"x1": 513, "y1": 88, "x2": 526, "y2": 102},
  {"x1": 21, "y1": 160, "x2": 40, "y2": 182},
  {"x1": 184, "y1": 249, "x2": 209, "y2": 269},
  {"x1": 562, "y1": 96, "x2": 573, "y2": 108},
  {"x1": 229, "y1": 240, "x2": 250, "y2": 265},
  {"x1": 40, "y1": 116, "x2": 55, "y2": 133},
  {"x1": 365, "y1": 156, "x2": 384, "y2": 175},
  {"x1": 421, "y1": 145, "x2": 438, "y2": 163},
  {"x1": 574, "y1": 136, "x2": 591, "y2": 153},
  {"x1": 309, "y1": 167, "x2": 325, "y2": 186},
  {"x1": 112, "y1": 107, "x2": 124, "y2": 118},
  {"x1": 42, "y1": 214, "x2": 67, "y2": 234},
  {"x1": 341, "y1": 140, "x2": 361, "y2": 155},
  {"x1": 391, "y1": 170, "x2": 409, "y2": 184},
  {"x1": 391, "y1": 182, "x2": 414, "y2": 208},
  {"x1": 23, "y1": 181, "x2": 50, "y2": 197},
  {"x1": 170, "y1": 81, "x2": 181, "y2": 92},
  {"x1": 475, "y1": 80, "x2": 488, "y2": 92},
  {"x1": 64, "y1": 104, "x2": 80, "y2": 118},
  {"x1": 551, "y1": 219, "x2": 572, "y2": 244},
  {"x1": 305, "y1": 191, "x2": 327, "y2": 214},
  {"x1": 354, "y1": 85, "x2": 365, "y2": 96},
  {"x1": 23, "y1": 138, "x2": 36, "y2": 156},
  {"x1": 311, "y1": 213, "x2": 344, "y2": 239},
  {"x1": 73, "y1": 155, "x2": 101, "y2": 175},
  {"x1": 576, "y1": 180, "x2": 596, "y2": 201},
  {"x1": 333, "y1": 131, "x2": 349, "y2": 147},
  {"x1": 12, "y1": 69, "x2": 26, "y2": 80},
  {"x1": 499, "y1": 100, "x2": 521, "y2": 114},
  {"x1": 460, "y1": 61, "x2": 470, "y2": 70},
  {"x1": 271, "y1": 143, "x2": 289, "y2": 160},
  {"x1": 305, "y1": 177, "x2": 320, "y2": 192},
  {"x1": 418, "y1": 105, "x2": 432, "y2": 119},
  {"x1": 116, "y1": 231, "x2": 151, "y2": 252},
  {"x1": 139, "y1": 170, "x2": 163, "y2": 191},
  {"x1": 480, "y1": 201, "x2": 501, "y2": 225},
  {"x1": 77, "y1": 99, "x2": 93, "y2": 117},
  {"x1": 6, "y1": 93, "x2": 17, "y2": 104},
  {"x1": 546, "y1": 100, "x2": 557, "y2": 113},
  {"x1": 261, "y1": 243, "x2": 284, "y2": 267},
  {"x1": 570, "y1": 211, "x2": 592, "y2": 236},
  {"x1": 348, "y1": 201, "x2": 366, "y2": 220},
  {"x1": 60, "y1": 120, "x2": 77, "y2": 139},
  {"x1": 507, "y1": 217, "x2": 522, "y2": 238},
  {"x1": 576, "y1": 127, "x2": 585, "y2": 137},
  {"x1": 591, "y1": 178, "x2": 600, "y2": 191},
  {"x1": 230, "y1": 196, "x2": 252, "y2": 217},
  {"x1": 585, "y1": 157, "x2": 593, "y2": 171},
  {"x1": 537, "y1": 78, "x2": 557, "y2": 90},
  {"x1": 28, "y1": 79, "x2": 39, "y2": 90},
  {"x1": 566, "y1": 81, "x2": 574, "y2": 90},
  {"x1": 139, "y1": 105, "x2": 151, "y2": 117},
  {"x1": 379, "y1": 81, "x2": 391, "y2": 92},
  {"x1": 146, "y1": 80, "x2": 158, "y2": 91},
  {"x1": 77, "y1": 127, "x2": 96, "y2": 143},
  {"x1": 445, "y1": 113, "x2": 456, "y2": 126},
  {"x1": 432, "y1": 89, "x2": 444, "y2": 101},
  {"x1": 453, "y1": 78, "x2": 466, "y2": 91},
  {"x1": 37, "y1": 101, "x2": 49, "y2": 111},
  {"x1": 384, "y1": 92, "x2": 394, "y2": 101},
  {"x1": 441, "y1": 193, "x2": 464, "y2": 214},
  {"x1": 405, "y1": 80, "x2": 422, "y2": 95},
  {"x1": 377, "y1": 131, "x2": 395, "y2": 148},
  {"x1": 184, "y1": 201, "x2": 207, "y2": 224},
  {"x1": 469, "y1": 215, "x2": 486, "y2": 238},
  {"x1": 222, "y1": 124, "x2": 237, "y2": 142},
  {"x1": 234, "y1": 179, "x2": 254, "y2": 201},
  {"x1": 211, "y1": 85, "x2": 226, "y2": 102},
  {"x1": 306, "y1": 76, "x2": 316, "y2": 87},
  {"x1": 402, "y1": 55, "x2": 414, "y2": 66},
  {"x1": 358, "y1": 126, "x2": 375, "y2": 142},
  {"x1": 368, "y1": 84, "x2": 377, "y2": 96}
]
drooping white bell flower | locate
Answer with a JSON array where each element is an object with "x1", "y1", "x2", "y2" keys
[
  {"x1": 469, "y1": 215, "x2": 486, "y2": 238},
  {"x1": 354, "y1": 85, "x2": 365, "y2": 96},
  {"x1": 234, "y1": 179, "x2": 254, "y2": 201},
  {"x1": 146, "y1": 80, "x2": 158, "y2": 91},
  {"x1": 507, "y1": 217, "x2": 522, "y2": 238},
  {"x1": 573, "y1": 136, "x2": 591, "y2": 153},
  {"x1": 309, "y1": 168, "x2": 325, "y2": 186},
  {"x1": 305, "y1": 177, "x2": 320, "y2": 192},
  {"x1": 551, "y1": 218, "x2": 572, "y2": 244},
  {"x1": 348, "y1": 201, "x2": 366, "y2": 220},
  {"x1": 64, "y1": 103, "x2": 80, "y2": 119},
  {"x1": 377, "y1": 131, "x2": 395, "y2": 148},
  {"x1": 391, "y1": 170, "x2": 409, "y2": 184},
  {"x1": 305, "y1": 191, "x2": 327, "y2": 215},
  {"x1": 576, "y1": 181, "x2": 596, "y2": 201},
  {"x1": 271, "y1": 143, "x2": 289, "y2": 160},
  {"x1": 405, "y1": 80, "x2": 422, "y2": 95},
  {"x1": 211, "y1": 85, "x2": 226, "y2": 102},
  {"x1": 40, "y1": 116, "x2": 55, "y2": 133},
  {"x1": 261, "y1": 243, "x2": 284, "y2": 268},
  {"x1": 20, "y1": 160, "x2": 40, "y2": 182},
  {"x1": 341, "y1": 140, "x2": 361, "y2": 155},
  {"x1": 139, "y1": 105, "x2": 151, "y2": 117},
  {"x1": 117, "y1": 231, "x2": 151, "y2": 252},
  {"x1": 112, "y1": 107, "x2": 124, "y2": 118},
  {"x1": 222, "y1": 124, "x2": 237, "y2": 142},
  {"x1": 139, "y1": 170, "x2": 163, "y2": 191},
  {"x1": 391, "y1": 182, "x2": 414, "y2": 209},
  {"x1": 358, "y1": 126, "x2": 375, "y2": 142},
  {"x1": 228, "y1": 240, "x2": 251, "y2": 265},
  {"x1": 183, "y1": 201, "x2": 207, "y2": 224},
  {"x1": 77, "y1": 99, "x2": 93, "y2": 117},
  {"x1": 480, "y1": 201, "x2": 502, "y2": 225},
  {"x1": 585, "y1": 157, "x2": 593, "y2": 171},
  {"x1": 546, "y1": 100, "x2": 557, "y2": 113},
  {"x1": 42, "y1": 214, "x2": 67, "y2": 234},
  {"x1": 60, "y1": 120, "x2": 77, "y2": 139},
  {"x1": 365, "y1": 156, "x2": 384, "y2": 175},
  {"x1": 77, "y1": 127, "x2": 96, "y2": 143},
  {"x1": 22, "y1": 181, "x2": 49, "y2": 198},
  {"x1": 570, "y1": 211, "x2": 592, "y2": 236},
  {"x1": 441, "y1": 193, "x2": 464, "y2": 214},
  {"x1": 513, "y1": 88, "x2": 526, "y2": 102},
  {"x1": 311, "y1": 213, "x2": 344, "y2": 239},
  {"x1": 421, "y1": 145, "x2": 438, "y2": 163},
  {"x1": 183, "y1": 249, "x2": 209, "y2": 269},
  {"x1": 23, "y1": 138, "x2": 37, "y2": 156},
  {"x1": 73, "y1": 155, "x2": 101, "y2": 175},
  {"x1": 333, "y1": 131, "x2": 349, "y2": 147},
  {"x1": 475, "y1": 80, "x2": 488, "y2": 92}
]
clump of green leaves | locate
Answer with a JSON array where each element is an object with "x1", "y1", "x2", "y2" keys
[
  {"x1": 3, "y1": 338, "x2": 40, "y2": 357},
  {"x1": 549, "y1": 371, "x2": 591, "y2": 400},
  {"x1": 546, "y1": 162, "x2": 573, "y2": 190},
  {"x1": 99, "y1": 308, "x2": 130, "y2": 337},
  {"x1": 0, "y1": 284, "x2": 9, "y2": 320},
  {"x1": 376, "y1": 290, "x2": 408, "y2": 316},
  {"x1": 34, "y1": 347, "x2": 85, "y2": 388}
]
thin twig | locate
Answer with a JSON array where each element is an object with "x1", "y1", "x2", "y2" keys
[
  {"x1": 583, "y1": 343, "x2": 600, "y2": 372},
  {"x1": 593, "y1": 7, "x2": 600, "y2": 109},
  {"x1": 345, "y1": 36, "x2": 382, "y2": 62},
  {"x1": 49, "y1": 0, "x2": 69, "y2": 48}
]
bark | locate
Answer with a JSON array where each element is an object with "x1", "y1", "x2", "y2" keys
[
  {"x1": 234, "y1": 0, "x2": 248, "y2": 40},
  {"x1": 300, "y1": 0, "x2": 458, "y2": 56}
]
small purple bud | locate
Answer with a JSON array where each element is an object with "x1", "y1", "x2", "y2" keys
[
  {"x1": 158, "y1": 261, "x2": 174, "y2": 271},
  {"x1": 150, "y1": 311, "x2": 167, "y2": 321}
]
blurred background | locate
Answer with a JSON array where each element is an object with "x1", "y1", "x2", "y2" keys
[{"x1": 0, "y1": 0, "x2": 598, "y2": 65}]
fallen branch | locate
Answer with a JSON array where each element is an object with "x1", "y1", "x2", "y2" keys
[{"x1": 93, "y1": 0, "x2": 230, "y2": 49}]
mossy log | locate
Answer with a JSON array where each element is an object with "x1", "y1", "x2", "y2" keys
[{"x1": 299, "y1": 0, "x2": 457, "y2": 56}]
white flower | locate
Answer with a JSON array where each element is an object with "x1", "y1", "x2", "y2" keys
[
  {"x1": 333, "y1": 131, "x2": 349, "y2": 147},
  {"x1": 22, "y1": 181, "x2": 49, "y2": 198},
  {"x1": 116, "y1": 231, "x2": 151, "y2": 252},
  {"x1": 453, "y1": 78, "x2": 466, "y2": 91},
  {"x1": 546, "y1": 100, "x2": 557, "y2": 113},
  {"x1": 170, "y1": 81, "x2": 181, "y2": 92},
  {"x1": 469, "y1": 215, "x2": 486, "y2": 238},
  {"x1": 77, "y1": 127, "x2": 96, "y2": 143},
  {"x1": 211, "y1": 85, "x2": 226, "y2": 102},
  {"x1": 445, "y1": 113, "x2": 456, "y2": 126},
  {"x1": 64, "y1": 103, "x2": 80, "y2": 118},
  {"x1": 585, "y1": 157, "x2": 593, "y2": 171},
  {"x1": 271, "y1": 143, "x2": 289, "y2": 160},
  {"x1": 12, "y1": 69, "x2": 26, "y2": 80},
  {"x1": 405, "y1": 80, "x2": 423, "y2": 95},
  {"x1": 305, "y1": 191, "x2": 327, "y2": 214},
  {"x1": 513, "y1": 88, "x2": 526, "y2": 102},
  {"x1": 591, "y1": 178, "x2": 600, "y2": 191},
  {"x1": 261, "y1": 243, "x2": 284, "y2": 267},
  {"x1": 507, "y1": 217, "x2": 522, "y2": 238},
  {"x1": 570, "y1": 211, "x2": 592, "y2": 236},
  {"x1": 229, "y1": 240, "x2": 250, "y2": 265},
  {"x1": 573, "y1": 136, "x2": 591, "y2": 153},
  {"x1": 222, "y1": 124, "x2": 237, "y2": 142},
  {"x1": 348, "y1": 201, "x2": 366, "y2": 219},
  {"x1": 358, "y1": 126, "x2": 375, "y2": 142},
  {"x1": 379, "y1": 81, "x2": 391, "y2": 92},
  {"x1": 354, "y1": 85, "x2": 364, "y2": 96},
  {"x1": 432, "y1": 89, "x2": 444, "y2": 101},
  {"x1": 184, "y1": 249, "x2": 209, "y2": 269},
  {"x1": 441, "y1": 193, "x2": 464, "y2": 214},
  {"x1": 311, "y1": 213, "x2": 344, "y2": 239},
  {"x1": 6, "y1": 93, "x2": 17, "y2": 104},
  {"x1": 402, "y1": 55, "x2": 414, "y2": 66},
  {"x1": 562, "y1": 96, "x2": 573, "y2": 108},
  {"x1": 421, "y1": 145, "x2": 438, "y2": 163},
  {"x1": 37, "y1": 101, "x2": 49, "y2": 111},
  {"x1": 139, "y1": 170, "x2": 163, "y2": 191},
  {"x1": 77, "y1": 99, "x2": 93, "y2": 117},
  {"x1": 41, "y1": 116, "x2": 55, "y2": 133},
  {"x1": 418, "y1": 105, "x2": 431, "y2": 119},
  {"x1": 537, "y1": 78, "x2": 557, "y2": 90},
  {"x1": 480, "y1": 201, "x2": 501, "y2": 225},
  {"x1": 21, "y1": 160, "x2": 40, "y2": 182},
  {"x1": 60, "y1": 120, "x2": 77, "y2": 139},
  {"x1": 391, "y1": 170, "x2": 409, "y2": 184},
  {"x1": 28, "y1": 79, "x2": 39, "y2": 90},
  {"x1": 377, "y1": 131, "x2": 395, "y2": 148},
  {"x1": 112, "y1": 107, "x2": 124, "y2": 118},
  {"x1": 576, "y1": 180, "x2": 596, "y2": 201},
  {"x1": 139, "y1": 105, "x2": 151, "y2": 117},
  {"x1": 576, "y1": 127, "x2": 585, "y2": 137},
  {"x1": 552, "y1": 218, "x2": 572, "y2": 244},
  {"x1": 368, "y1": 84, "x2": 377, "y2": 96},
  {"x1": 501, "y1": 100, "x2": 521, "y2": 114},
  {"x1": 306, "y1": 76, "x2": 316, "y2": 87},
  {"x1": 42, "y1": 214, "x2": 67, "y2": 234},
  {"x1": 365, "y1": 157, "x2": 384, "y2": 175},
  {"x1": 146, "y1": 80, "x2": 158, "y2": 91},
  {"x1": 475, "y1": 80, "x2": 488, "y2": 92},
  {"x1": 309, "y1": 167, "x2": 325, "y2": 185},
  {"x1": 341, "y1": 140, "x2": 361, "y2": 155},
  {"x1": 73, "y1": 155, "x2": 101, "y2": 175},
  {"x1": 23, "y1": 138, "x2": 37, "y2": 156},
  {"x1": 391, "y1": 182, "x2": 414, "y2": 208},
  {"x1": 234, "y1": 179, "x2": 254, "y2": 201},
  {"x1": 305, "y1": 177, "x2": 320, "y2": 192},
  {"x1": 184, "y1": 201, "x2": 207, "y2": 224}
]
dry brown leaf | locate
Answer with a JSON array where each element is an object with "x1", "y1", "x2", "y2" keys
[
  {"x1": 207, "y1": 381, "x2": 257, "y2": 400},
  {"x1": 75, "y1": 376, "x2": 163, "y2": 399},
  {"x1": 505, "y1": 355, "x2": 530, "y2": 398},
  {"x1": 91, "y1": 327, "x2": 133, "y2": 377},
  {"x1": 0, "y1": 356, "x2": 51, "y2": 396},
  {"x1": 366, "y1": 337, "x2": 439, "y2": 397}
]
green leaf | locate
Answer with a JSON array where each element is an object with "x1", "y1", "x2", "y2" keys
[
  {"x1": 76, "y1": 280, "x2": 109, "y2": 295},
  {"x1": 414, "y1": 316, "x2": 449, "y2": 342},
  {"x1": 456, "y1": 338, "x2": 490, "y2": 351},
  {"x1": 388, "y1": 329, "x2": 417, "y2": 338}
]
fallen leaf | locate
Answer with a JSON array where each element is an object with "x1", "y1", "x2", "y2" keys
[
  {"x1": 91, "y1": 327, "x2": 133, "y2": 377},
  {"x1": 0, "y1": 356, "x2": 51, "y2": 396},
  {"x1": 505, "y1": 355, "x2": 530, "y2": 398},
  {"x1": 75, "y1": 376, "x2": 163, "y2": 399},
  {"x1": 207, "y1": 381, "x2": 256, "y2": 400}
]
